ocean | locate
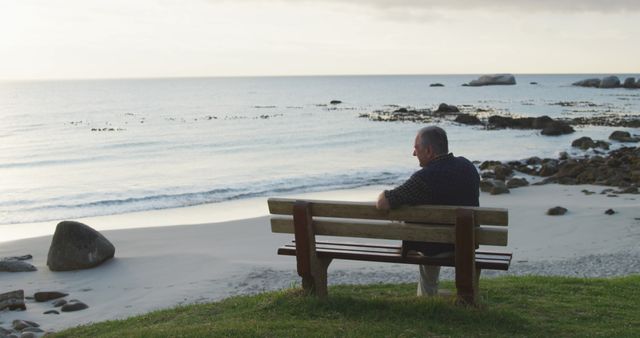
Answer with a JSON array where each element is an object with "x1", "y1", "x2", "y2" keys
[{"x1": 1, "y1": 74, "x2": 639, "y2": 225}]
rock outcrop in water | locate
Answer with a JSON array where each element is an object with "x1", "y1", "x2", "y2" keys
[
  {"x1": 573, "y1": 76, "x2": 640, "y2": 89},
  {"x1": 609, "y1": 130, "x2": 640, "y2": 143},
  {"x1": 467, "y1": 74, "x2": 516, "y2": 86}
]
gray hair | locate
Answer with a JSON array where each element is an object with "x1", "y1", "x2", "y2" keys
[{"x1": 418, "y1": 126, "x2": 448, "y2": 155}]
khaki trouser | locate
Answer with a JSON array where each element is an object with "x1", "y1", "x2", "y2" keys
[
  {"x1": 417, "y1": 265, "x2": 440, "y2": 296},
  {"x1": 416, "y1": 251, "x2": 454, "y2": 296}
]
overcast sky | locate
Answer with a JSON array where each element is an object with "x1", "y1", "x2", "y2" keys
[{"x1": 1, "y1": 0, "x2": 638, "y2": 80}]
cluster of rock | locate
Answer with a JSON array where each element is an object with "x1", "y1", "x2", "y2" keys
[
  {"x1": 0, "y1": 222, "x2": 114, "y2": 335},
  {"x1": 0, "y1": 291, "x2": 89, "y2": 336},
  {"x1": 486, "y1": 115, "x2": 574, "y2": 136},
  {"x1": 34, "y1": 291, "x2": 89, "y2": 314},
  {"x1": 478, "y1": 161, "x2": 530, "y2": 195},
  {"x1": 362, "y1": 102, "x2": 581, "y2": 136},
  {"x1": 0, "y1": 319, "x2": 45, "y2": 337},
  {"x1": 91, "y1": 128, "x2": 124, "y2": 132},
  {"x1": 570, "y1": 115, "x2": 640, "y2": 128},
  {"x1": 535, "y1": 146, "x2": 640, "y2": 187},
  {"x1": 478, "y1": 134, "x2": 639, "y2": 195},
  {"x1": 464, "y1": 74, "x2": 516, "y2": 87},
  {"x1": 572, "y1": 76, "x2": 640, "y2": 89},
  {"x1": 360, "y1": 107, "x2": 434, "y2": 122},
  {"x1": 453, "y1": 113, "x2": 575, "y2": 135}
]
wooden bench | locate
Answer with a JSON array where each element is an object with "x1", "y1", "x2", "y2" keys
[{"x1": 269, "y1": 198, "x2": 512, "y2": 305}]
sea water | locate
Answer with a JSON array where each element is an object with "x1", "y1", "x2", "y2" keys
[{"x1": 1, "y1": 74, "x2": 639, "y2": 225}]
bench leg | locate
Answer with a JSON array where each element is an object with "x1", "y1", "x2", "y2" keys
[
  {"x1": 455, "y1": 209, "x2": 479, "y2": 306},
  {"x1": 301, "y1": 257, "x2": 332, "y2": 297}
]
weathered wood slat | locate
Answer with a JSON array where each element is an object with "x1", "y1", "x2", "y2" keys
[
  {"x1": 277, "y1": 246, "x2": 511, "y2": 271},
  {"x1": 286, "y1": 241, "x2": 512, "y2": 262},
  {"x1": 271, "y1": 216, "x2": 508, "y2": 246},
  {"x1": 284, "y1": 243, "x2": 401, "y2": 255},
  {"x1": 313, "y1": 240, "x2": 400, "y2": 250},
  {"x1": 268, "y1": 198, "x2": 508, "y2": 226}
]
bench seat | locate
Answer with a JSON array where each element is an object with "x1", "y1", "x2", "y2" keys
[{"x1": 278, "y1": 241, "x2": 512, "y2": 270}]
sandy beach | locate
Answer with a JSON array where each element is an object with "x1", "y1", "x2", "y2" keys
[{"x1": 1, "y1": 183, "x2": 639, "y2": 333}]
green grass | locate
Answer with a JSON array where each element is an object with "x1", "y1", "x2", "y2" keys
[{"x1": 55, "y1": 275, "x2": 640, "y2": 337}]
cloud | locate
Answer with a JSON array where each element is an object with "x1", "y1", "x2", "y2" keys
[
  {"x1": 358, "y1": 0, "x2": 640, "y2": 13},
  {"x1": 216, "y1": 0, "x2": 640, "y2": 13}
]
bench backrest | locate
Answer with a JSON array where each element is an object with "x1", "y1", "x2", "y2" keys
[{"x1": 268, "y1": 198, "x2": 508, "y2": 246}]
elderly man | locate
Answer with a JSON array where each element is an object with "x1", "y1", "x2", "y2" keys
[{"x1": 376, "y1": 126, "x2": 480, "y2": 296}]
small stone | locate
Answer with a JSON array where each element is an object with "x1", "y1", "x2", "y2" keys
[
  {"x1": 19, "y1": 333, "x2": 36, "y2": 338},
  {"x1": 609, "y1": 130, "x2": 639, "y2": 142},
  {"x1": 12, "y1": 320, "x2": 30, "y2": 331},
  {"x1": 20, "y1": 327, "x2": 43, "y2": 333},
  {"x1": 619, "y1": 186, "x2": 638, "y2": 194},
  {"x1": 493, "y1": 164, "x2": 513, "y2": 180},
  {"x1": 0, "y1": 290, "x2": 26, "y2": 311},
  {"x1": 0, "y1": 261, "x2": 37, "y2": 273},
  {"x1": 547, "y1": 206, "x2": 568, "y2": 216},
  {"x1": 329, "y1": 100, "x2": 342, "y2": 105},
  {"x1": 605, "y1": 209, "x2": 616, "y2": 215},
  {"x1": 507, "y1": 177, "x2": 529, "y2": 188},
  {"x1": 52, "y1": 299, "x2": 67, "y2": 307},
  {"x1": 1, "y1": 255, "x2": 32, "y2": 261},
  {"x1": 435, "y1": 103, "x2": 459, "y2": 113},
  {"x1": 571, "y1": 136, "x2": 595, "y2": 149},
  {"x1": 490, "y1": 185, "x2": 510, "y2": 195},
  {"x1": 43, "y1": 310, "x2": 59, "y2": 315},
  {"x1": 525, "y1": 156, "x2": 542, "y2": 165},
  {"x1": 21, "y1": 322, "x2": 37, "y2": 329},
  {"x1": 454, "y1": 114, "x2": 481, "y2": 125},
  {"x1": 0, "y1": 327, "x2": 12, "y2": 335},
  {"x1": 541, "y1": 121, "x2": 574, "y2": 136},
  {"x1": 34, "y1": 292, "x2": 68, "y2": 302},
  {"x1": 61, "y1": 301, "x2": 88, "y2": 312}
]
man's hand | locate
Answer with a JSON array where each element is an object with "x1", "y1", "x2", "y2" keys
[{"x1": 376, "y1": 191, "x2": 390, "y2": 210}]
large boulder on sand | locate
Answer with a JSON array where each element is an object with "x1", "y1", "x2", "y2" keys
[
  {"x1": 47, "y1": 221, "x2": 115, "y2": 271},
  {"x1": 468, "y1": 74, "x2": 516, "y2": 86}
]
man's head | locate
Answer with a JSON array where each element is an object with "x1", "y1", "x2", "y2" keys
[{"x1": 413, "y1": 126, "x2": 449, "y2": 167}]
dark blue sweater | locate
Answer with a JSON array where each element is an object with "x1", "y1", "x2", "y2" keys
[{"x1": 384, "y1": 153, "x2": 480, "y2": 255}]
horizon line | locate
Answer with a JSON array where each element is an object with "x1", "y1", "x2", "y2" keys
[{"x1": 1, "y1": 72, "x2": 638, "y2": 83}]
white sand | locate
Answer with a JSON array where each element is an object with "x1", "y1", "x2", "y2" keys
[{"x1": 1, "y1": 184, "x2": 639, "y2": 333}]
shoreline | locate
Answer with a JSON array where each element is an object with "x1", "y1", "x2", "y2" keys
[
  {"x1": 0, "y1": 185, "x2": 389, "y2": 244},
  {"x1": 1, "y1": 183, "x2": 639, "y2": 333}
]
